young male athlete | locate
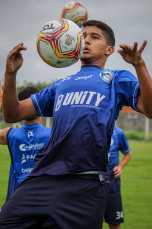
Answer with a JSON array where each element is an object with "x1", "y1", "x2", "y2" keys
[
  {"x1": 104, "y1": 126, "x2": 132, "y2": 229},
  {"x1": 1, "y1": 20, "x2": 152, "y2": 229},
  {"x1": 0, "y1": 84, "x2": 55, "y2": 228}
]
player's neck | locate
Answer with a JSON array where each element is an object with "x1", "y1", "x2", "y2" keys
[
  {"x1": 81, "y1": 58, "x2": 106, "y2": 69},
  {"x1": 23, "y1": 117, "x2": 42, "y2": 125}
]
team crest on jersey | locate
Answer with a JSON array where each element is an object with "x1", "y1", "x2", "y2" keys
[{"x1": 100, "y1": 69, "x2": 114, "y2": 84}]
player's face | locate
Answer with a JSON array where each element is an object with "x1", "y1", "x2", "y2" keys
[{"x1": 81, "y1": 26, "x2": 110, "y2": 66}]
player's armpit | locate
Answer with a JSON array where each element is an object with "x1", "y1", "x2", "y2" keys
[
  {"x1": 19, "y1": 98, "x2": 37, "y2": 121},
  {"x1": 0, "y1": 127, "x2": 10, "y2": 145},
  {"x1": 136, "y1": 89, "x2": 152, "y2": 118}
]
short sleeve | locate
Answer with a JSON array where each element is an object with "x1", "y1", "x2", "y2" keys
[
  {"x1": 7, "y1": 127, "x2": 15, "y2": 163},
  {"x1": 114, "y1": 70, "x2": 140, "y2": 112},
  {"x1": 31, "y1": 80, "x2": 60, "y2": 117},
  {"x1": 119, "y1": 129, "x2": 130, "y2": 154}
]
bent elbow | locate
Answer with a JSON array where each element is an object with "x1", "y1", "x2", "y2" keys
[
  {"x1": 146, "y1": 113, "x2": 152, "y2": 119},
  {"x1": 3, "y1": 113, "x2": 18, "y2": 123},
  {"x1": 143, "y1": 109, "x2": 152, "y2": 119}
]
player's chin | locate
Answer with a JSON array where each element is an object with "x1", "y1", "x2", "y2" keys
[{"x1": 80, "y1": 56, "x2": 92, "y2": 63}]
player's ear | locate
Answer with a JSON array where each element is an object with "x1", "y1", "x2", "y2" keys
[{"x1": 105, "y1": 46, "x2": 115, "y2": 56}]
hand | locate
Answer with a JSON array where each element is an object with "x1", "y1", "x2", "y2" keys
[
  {"x1": 6, "y1": 43, "x2": 27, "y2": 74},
  {"x1": 113, "y1": 165, "x2": 122, "y2": 178},
  {"x1": 0, "y1": 80, "x2": 3, "y2": 109},
  {"x1": 117, "y1": 40, "x2": 147, "y2": 67}
]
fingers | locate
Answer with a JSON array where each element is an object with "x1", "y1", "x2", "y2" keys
[
  {"x1": 0, "y1": 80, "x2": 2, "y2": 96},
  {"x1": 8, "y1": 43, "x2": 27, "y2": 60},
  {"x1": 133, "y1": 42, "x2": 138, "y2": 52},
  {"x1": 118, "y1": 40, "x2": 147, "y2": 54},
  {"x1": 0, "y1": 80, "x2": 2, "y2": 92},
  {"x1": 6, "y1": 43, "x2": 27, "y2": 74},
  {"x1": 12, "y1": 43, "x2": 27, "y2": 52},
  {"x1": 113, "y1": 166, "x2": 122, "y2": 178},
  {"x1": 118, "y1": 44, "x2": 134, "y2": 53},
  {"x1": 0, "y1": 81, "x2": 2, "y2": 95},
  {"x1": 138, "y1": 40, "x2": 147, "y2": 54}
]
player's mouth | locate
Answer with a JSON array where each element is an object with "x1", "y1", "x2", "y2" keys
[{"x1": 83, "y1": 47, "x2": 90, "y2": 53}]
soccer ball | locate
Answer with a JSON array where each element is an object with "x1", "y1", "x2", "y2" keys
[
  {"x1": 61, "y1": 1, "x2": 88, "y2": 28},
  {"x1": 36, "y1": 19, "x2": 85, "y2": 68}
]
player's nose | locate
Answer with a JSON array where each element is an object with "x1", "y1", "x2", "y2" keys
[{"x1": 84, "y1": 35, "x2": 91, "y2": 44}]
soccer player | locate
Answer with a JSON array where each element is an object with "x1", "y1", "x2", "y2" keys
[
  {"x1": 0, "y1": 20, "x2": 152, "y2": 229},
  {"x1": 0, "y1": 84, "x2": 55, "y2": 228},
  {"x1": 104, "y1": 126, "x2": 132, "y2": 229}
]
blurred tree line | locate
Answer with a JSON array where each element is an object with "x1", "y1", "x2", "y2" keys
[
  {"x1": 16, "y1": 80, "x2": 54, "y2": 93},
  {"x1": 0, "y1": 80, "x2": 55, "y2": 113}
]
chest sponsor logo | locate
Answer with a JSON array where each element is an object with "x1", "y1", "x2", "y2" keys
[
  {"x1": 55, "y1": 91, "x2": 106, "y2": 111},
  {"x1": 22, "y1": 168, "x2": 33, "y2": 173},
  {"x1": 100, "y1": 69, "x2": 114, "y2": 84},
  {"x1": 62, "y1": 76, "x2": 71, "y2": 82},
  {"x1": 19, "y1": 143, "x2": 45, "y2": 152},
  {"x1": 21, "y1": 153, "x2": 37, "y2": 164},
  {"x1": 28, "y1": 131, "x2": 33, "y2": 138},
  {"x1": 75, "y1": 75, "x2": 93, "y2": 80}
]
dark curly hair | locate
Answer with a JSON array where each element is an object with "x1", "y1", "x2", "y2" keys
[
  {"x1": 18, "y1": 86, "x2": 40, "y2": 121},
  {"x1": 83, "y1": 20, "x2": 115, "y2": 47}
]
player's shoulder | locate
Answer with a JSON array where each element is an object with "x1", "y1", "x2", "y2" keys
[
  {"x1": 113, "y1": 69, "x2": 135, "y2": 79},
  {"x1": 99, "y1": 69, "x2": 136, "y2": 85},
  {"x1": 41, "y1": 126, "x2": 52, "y2": 133},
  {"x1": 114, "y1": 126, "x2": 124, "y2": 135},
  {"x1": 7, "y1": 127, "x2": 21, "y2": 140},
  {"x1": 34, "y1": 123, "x2": 51, "y2": 132}
]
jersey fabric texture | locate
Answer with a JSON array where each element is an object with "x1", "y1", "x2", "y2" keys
[
  {"x1": 30, "y1": 65, "x2": 139, "y2": 182},
  {"x1": 6, "y1": 123, "x2": 51, "y2": 200}
]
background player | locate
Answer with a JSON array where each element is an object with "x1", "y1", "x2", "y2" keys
[
  {"x1": 1, "y1": 20, "x2": 152, "y2": 229},
  {"x1": 0, "y1": 83, "x2": 56, "y2": 229},
  {"x1": 104, "y1": 126, "x2": 132, "y2": 229}
]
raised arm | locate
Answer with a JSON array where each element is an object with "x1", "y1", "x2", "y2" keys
[
  {"x1": 118, "y1": 41, "x2": 152, "y2": 118},
  {"x1": 3, "y1": 43, "x2": 37, "y2": 123}
]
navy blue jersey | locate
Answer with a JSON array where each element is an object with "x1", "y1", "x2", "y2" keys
[
  {"x1": 108, "y1": 126, "x2": 130, "y2": 174},
  {"x1": 6, "y1": 123, "x2": 51, "y2": 199},
  {"x1": 30, "y1": 65, "x2": 139, "y2": 182}
]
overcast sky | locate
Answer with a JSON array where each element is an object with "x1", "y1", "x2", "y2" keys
[{"x1": 0, "y1": 0, "x2": 152, "y2": 86}]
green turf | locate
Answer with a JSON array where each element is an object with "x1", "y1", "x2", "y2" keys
[
  {"x1": 0, "y1": 145, "x2": 10, "y2": 207},
  {"x1": 0, "y1": 142, "x2": 152, "y2": 228}
]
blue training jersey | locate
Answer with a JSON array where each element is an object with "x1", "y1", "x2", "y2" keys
[
  {"x1": 6, "y1": 123, "x2": 51, "y2": 200},
  {"x1": 30, "y1": 65, "x2": 139, "y2": 182},
  {"x1": 108, "y1": 126, "x2": 130, "y2": 174}
]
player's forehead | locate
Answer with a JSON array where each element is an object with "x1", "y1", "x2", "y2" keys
[{"x1": 82, "y1": 26, "x2": 103, "y2": 37}]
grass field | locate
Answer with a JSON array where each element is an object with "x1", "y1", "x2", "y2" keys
[{"x1": 0, "y1": 141, "x2": 152, "y2": 228}]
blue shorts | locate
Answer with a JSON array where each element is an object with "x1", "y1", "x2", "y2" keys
[
  {"x1": 104, "y1": 193, "x2": 124, "y2": 224},
  {"x1": 0, "y1": 174, "x2": 109, "y2": 229},
  {"x1": 104, "y1": 173, "x2": 124, "y2": 225}
]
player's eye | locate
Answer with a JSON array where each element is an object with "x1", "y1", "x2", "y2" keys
[{"x1": 93, "y1": 36, "x2": 99, "y2": 39}]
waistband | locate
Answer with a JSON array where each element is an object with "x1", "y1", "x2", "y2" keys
[{"x1": 72, "y1": 171, "x2": 104, "y2": 181}]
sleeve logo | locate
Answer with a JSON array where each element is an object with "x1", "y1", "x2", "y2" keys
[{"x1": 100, "y1": 69, "x2": 114, "y2": 84}]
